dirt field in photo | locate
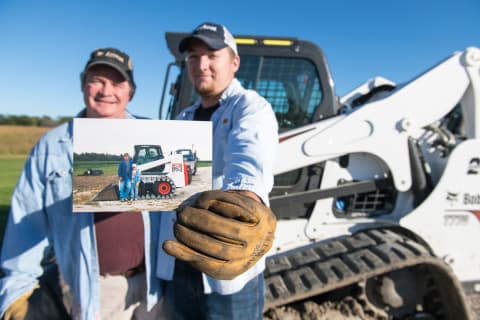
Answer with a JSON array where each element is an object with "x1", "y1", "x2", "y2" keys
[{"x1": 73, "y1": 167, "x2": 212, "y2": 212}]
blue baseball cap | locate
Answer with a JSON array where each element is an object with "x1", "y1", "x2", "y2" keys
[{"x1": 179, "y1": 22, "x2": 238, "y2": 55}]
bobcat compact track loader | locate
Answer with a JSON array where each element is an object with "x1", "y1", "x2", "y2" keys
[{"x1": 161, "y1": 32, "x2": 480, "y2": 319}]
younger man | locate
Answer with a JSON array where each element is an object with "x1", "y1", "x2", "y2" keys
[{"x1": 159, "y1": 22, "x2": 279, "y2": 319}]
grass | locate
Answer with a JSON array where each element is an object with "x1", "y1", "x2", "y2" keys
[
  {"x1": 73, "y1": 160, "x2": 119, "y2": 176},
  {"x1": 0, "y1": 125, "x2": 50, "y2": 247},
  {"x1": 0, "y1": 155, "x2": 28, "y2": 247}
]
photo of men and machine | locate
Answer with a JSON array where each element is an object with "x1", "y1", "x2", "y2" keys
[{"x1": 72, "y1": 118, "x2": 212, "y2": 212}]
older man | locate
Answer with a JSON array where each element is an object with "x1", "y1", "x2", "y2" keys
[{"x1": 0, "y1": 48, "x2": 163, "y2": 319}]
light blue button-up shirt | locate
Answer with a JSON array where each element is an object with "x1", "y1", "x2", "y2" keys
[
  {"x1": 157, "y1": 78, "x2": 279, "y2": 294},
  {"x1": 0, "y1": 111, "x2": 162, "y2": 320}
]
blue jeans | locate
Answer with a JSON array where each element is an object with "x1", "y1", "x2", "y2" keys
[
  {"x1": 130, "y1": 182, "x2": 139, "y2": 200},
  {"x1": 163, "y1": 260, "x2": 264, "y2": 320},
  {"x1": 119, "y1": 178, "x2": 131, "y2": 200}
]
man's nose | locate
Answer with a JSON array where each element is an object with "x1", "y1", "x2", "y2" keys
[
  {"x1": 198, "y1": 55, "x2": 210, "y2": 70},
  {"x1": 100, "y1": 81, "x2": 115, "y2": 95}
]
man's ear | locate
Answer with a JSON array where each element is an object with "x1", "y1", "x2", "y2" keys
[
  {"x1": 232, "y1": 55, "x2": 240, "y2": 73},
  {"x1": 80, "y1": 72, "x2": 85, "y2": 91},
  {"x1": 129, "y1": 85, "x2": 135, "y2": 101}
]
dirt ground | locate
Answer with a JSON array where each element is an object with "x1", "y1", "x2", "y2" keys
[
  {"x1": 264, "y1": 298, "x2": 371, "y2": 320},
  {"x1": 469, "y1": 293, "x2": 480, "y2": 320},
  {"x1": 73, "y1": 174, "x2": 117, "y2": 203},
  {"x1": 264, "y1": 294, "x2": 480, "y2": 320},
  {"x1": 73, "y1": 167, "x2": 212, "y2": 212}
]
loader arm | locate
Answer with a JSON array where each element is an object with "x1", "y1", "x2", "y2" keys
[
  {"x1": 136, "y1": 157, "x2": 171, "y2": 172},
  {"x1": 275, "y1": 47, "x2": 480, "y2": 192}
]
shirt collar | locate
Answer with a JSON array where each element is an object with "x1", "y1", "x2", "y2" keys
[
  {"x1": 75, "y1": 108, "x2": 136, "y2": 119},
  {"x1": 191, "y1": 78, "x2": 242, "y2": 111},
  {"x1": 218, "y1": 78, "x2": 241, "y2": 105}
]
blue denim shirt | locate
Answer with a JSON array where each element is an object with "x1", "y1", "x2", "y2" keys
[
  {"x1": 118, "y1": 159, "x2": 132, "y2": 180},
  {"x1": 157, "y1": 78, "x2": 278, "y2": 294},
  {"x1": 0, "y1": 111, "x2": 162, "y2": 320}
]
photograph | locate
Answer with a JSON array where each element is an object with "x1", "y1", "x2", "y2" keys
[{"x1": 72, "y1": 118, "x2": 212, "y2": 212}]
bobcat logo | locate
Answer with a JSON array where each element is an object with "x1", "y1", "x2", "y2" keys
[
  {"x1": 446, "y1": 191, "x2": 459, "y2": 204},
  {"x1": 467, "y1": 157, "x2": 480, "y2": 175}
]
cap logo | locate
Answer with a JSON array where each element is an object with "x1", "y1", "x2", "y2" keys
[
  {"x1": 198, "y1": 24, "x2": 217, "y2": 32},
  {"x1": 94, "y1": 49, "x2": 133, "y2": 71},
  {"x1": 105, "y1": 51, "x2": 125, "y2": 64}
]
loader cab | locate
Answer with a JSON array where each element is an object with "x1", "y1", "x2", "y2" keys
[
  {"x1": 133, "y1": 145, "x2": 165, "y2": 173},
  {"x1": 160, "y1": 32, "x2": 339, "y2": 132}
]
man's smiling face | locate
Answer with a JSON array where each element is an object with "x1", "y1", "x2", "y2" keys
[{"x1": 83, "y1": 65, "x2": 132, "y2": 119}]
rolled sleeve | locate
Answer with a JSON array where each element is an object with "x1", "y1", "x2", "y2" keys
[{"x1": 220, "y1": 91, "x2": 278, "y2": 205}]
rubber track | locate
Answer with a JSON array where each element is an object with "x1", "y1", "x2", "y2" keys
[{"x1": 264, "y1": 228, "x2": 468, "y2": 315}]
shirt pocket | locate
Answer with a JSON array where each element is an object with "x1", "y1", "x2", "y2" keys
[{"x1": 46, "y1": 168, "x2": 73, "y2": 210}]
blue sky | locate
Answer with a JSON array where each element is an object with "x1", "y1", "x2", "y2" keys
[{"x1": 0, "y1": 0, "x2": 478, "y2": 120}]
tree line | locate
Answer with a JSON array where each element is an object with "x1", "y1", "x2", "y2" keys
[
  {"x1": 74, "y1": 152, "x2": 123, "y2": 162},
  {"x1": 0, "y1": 114, "x2": 72, "y2": 127}
]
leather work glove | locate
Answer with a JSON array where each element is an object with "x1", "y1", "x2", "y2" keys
[
  {"x1": 3, "y1": 274, "x2": 71, "y2": 320},
  {"x1": 163, "y1": 190, "x2": 277, "y2": 280},
  {"x1": 3, "y1": 286, "x2": 37, "y2": 320}
]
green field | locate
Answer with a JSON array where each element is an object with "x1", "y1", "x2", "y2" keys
[
  {"x1": 0, "y1": 125, "x2": 48, "y2": 247},
  {"x1": 74, "y1": 160, "x2": 119, "y2": 175},
  {"x1": 0, "y1": 155, "x2": 28, "y2": 246}
]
